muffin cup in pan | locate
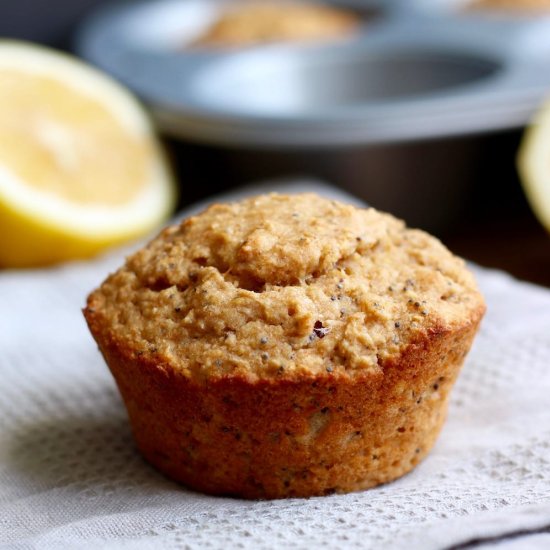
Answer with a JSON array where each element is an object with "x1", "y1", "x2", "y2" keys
[
  {"x1": 397, "y1": 0, "x2": 550, "y2": 59},
  {"x1": 77, "y1": 0, "x2": 550, "y2": 147},
  {"x1": 398, "y1": 0, "x2": 550, "y2": 21},
  {"x1": 87, "y1": 0, "x2": 386, "y2": 52}
]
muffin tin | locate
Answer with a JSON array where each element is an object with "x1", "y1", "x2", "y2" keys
[{"x1": 77, "y1": 0, "x2": 550, "y2": 147}]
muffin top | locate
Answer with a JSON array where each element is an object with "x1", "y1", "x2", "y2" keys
[
  {"x1": 86, "y1": 194, "x2": 485, "y2": 382},
  {"x1": 468, "y1": 0, "x2": 550, "y2": 11},
  {"x1": 192, "y1": 2, "x2": 360, "y2": 48}
]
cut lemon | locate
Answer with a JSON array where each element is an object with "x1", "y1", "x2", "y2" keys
[
  {"x1": 0, "y1": 40, "x2": 176, "y2": 268},
  {"x1": 517, "y1": 98, "x2": 550, "y2": 233}
]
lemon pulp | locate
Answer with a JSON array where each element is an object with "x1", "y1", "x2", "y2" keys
[{"x1": 0, "y1": 41, "x2": 175, "y2": 268}]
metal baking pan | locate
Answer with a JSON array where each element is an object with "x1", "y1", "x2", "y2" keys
[{"x1": 75, "y1": 0, "x2": 550, "y2": 229}]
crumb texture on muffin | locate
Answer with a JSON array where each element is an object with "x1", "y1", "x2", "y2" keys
[{"x1": 87, "y1": 194, "x2": 483, "y2": 383}]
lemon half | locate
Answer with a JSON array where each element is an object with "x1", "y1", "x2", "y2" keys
[
  {"x1": 518, "y1": 99, "x2": 550, "y2": 233},
  {"x1": 0, "y1": 41, "x2": 176, "y2": 268}
]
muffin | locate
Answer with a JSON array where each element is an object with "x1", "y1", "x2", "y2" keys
[
  {"x1": 191, "y1": 2, "x2": 361, "y2": 48},
  {"x1": 84, "y1": 193, "x2": 485, "y2": 499},
  {"x1": 468, "y1": 0, "x2": 550, "y2": 11}
]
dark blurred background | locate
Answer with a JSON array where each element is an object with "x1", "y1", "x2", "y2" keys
[
  {"x1": 0, "y1": 0, "x2": 107, "y2": 48},
  {"x1": 1, "y1": 0, "x2": 548, "y2": 286}
]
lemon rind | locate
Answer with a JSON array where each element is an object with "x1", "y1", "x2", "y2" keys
[
  {"x1": 0, "y1": 159, "x2": 175, "y2": 239},
  {"x1": 517, "y1": 106, "x2": 550, "y2": 232}
]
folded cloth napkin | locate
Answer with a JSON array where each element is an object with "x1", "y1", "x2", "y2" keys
[{"x1": 1, "y1": 181, "x2": 550, "y2": 550}]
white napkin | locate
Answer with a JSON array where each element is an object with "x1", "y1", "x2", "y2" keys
[{"x1": 1, "y1": 181, "x2": 550, "y2": 550}]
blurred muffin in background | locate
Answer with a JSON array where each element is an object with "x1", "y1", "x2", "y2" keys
[
  {"x1": 192, "y1": 1, "x2": 361, "y2": 48},
  {"x1": 468, "y1": 0, "x2": 550, "y2": 11}
]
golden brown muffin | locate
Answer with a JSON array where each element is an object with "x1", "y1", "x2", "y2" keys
[
  {"x1": 468, "y1": 0, "x2": 550, "y2": 11},
  {"x1": 84, "y1": 193, "x2": 485, "y2": 499},
  {"x1": 191, "y1": 2, "x2": 360, "y2": 48}
]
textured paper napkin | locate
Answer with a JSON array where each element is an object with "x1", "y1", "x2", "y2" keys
[{"x1": 1, "y1": 182, "x2": 550, "y2": 550}]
